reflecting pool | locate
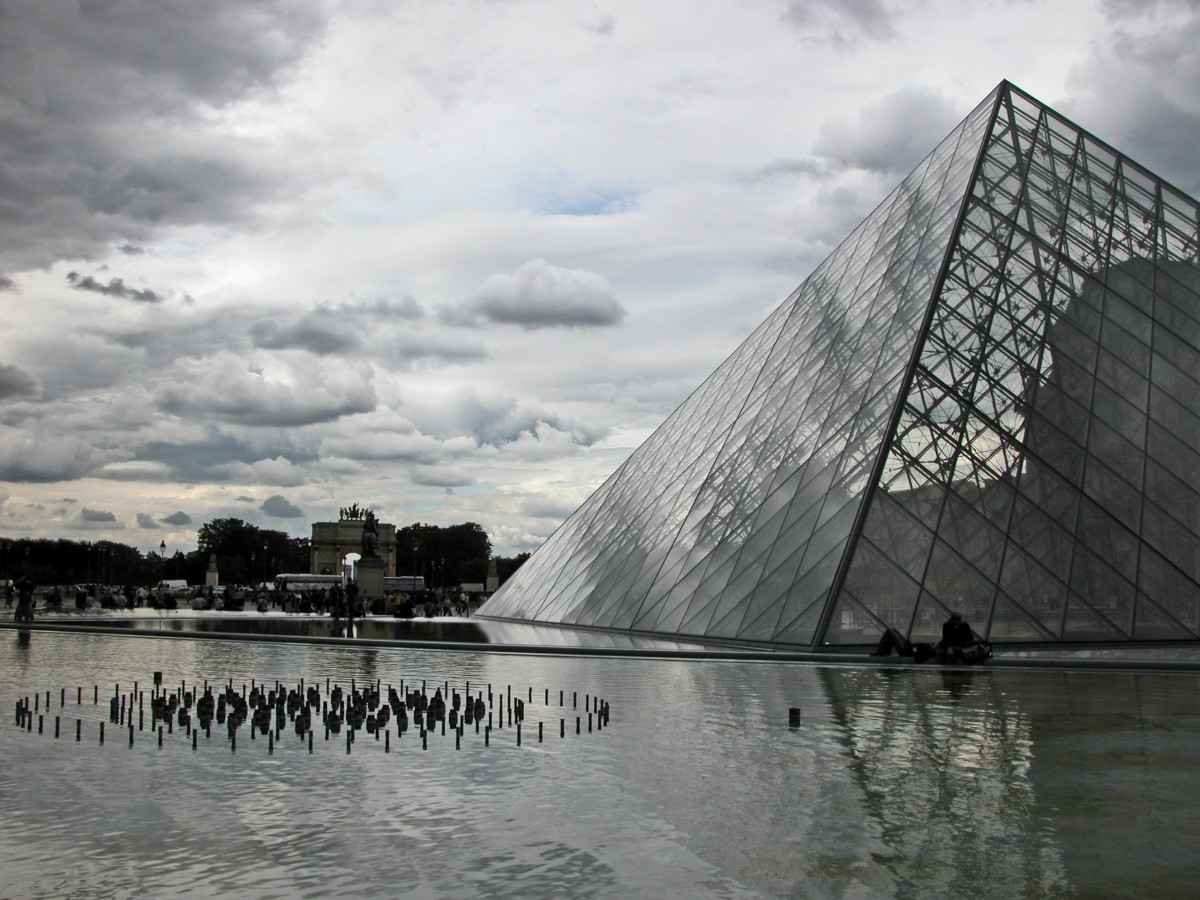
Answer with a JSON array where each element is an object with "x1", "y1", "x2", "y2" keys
[{"x1": 2, "y1": 628, "x2": 1197, "y2": 898}]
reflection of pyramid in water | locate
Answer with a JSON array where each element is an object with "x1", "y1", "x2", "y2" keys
[{"x1": 479, "y1": 81, "x2": 1200, "y2": 647}]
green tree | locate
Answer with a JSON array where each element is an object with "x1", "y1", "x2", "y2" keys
[
  {"x1": 193, "y1": 518, "x2": 310, "y2": 585},
  {"x1": 395, "y1": 521, "x2": 492, "y2": 589}
]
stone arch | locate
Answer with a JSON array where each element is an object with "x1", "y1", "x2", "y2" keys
[{"x1": 310, "y1": 513, "x2": 397, "y2": 578}]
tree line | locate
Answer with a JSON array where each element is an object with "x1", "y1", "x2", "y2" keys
[{"x1": 1, "y1": 519, "x2": 530, "y2": 589}]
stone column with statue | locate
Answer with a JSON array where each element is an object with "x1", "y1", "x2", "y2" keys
[{"x1": 356, "y1": 509, "x2": 386, "y2": 601}]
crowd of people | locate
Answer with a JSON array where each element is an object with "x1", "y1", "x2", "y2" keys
[
  {"x1": 6, "y1": 581, "x2": 171, "y2": 613},
  {"x1": 4, "y1": 578, "x2": 487, "y2": 621}
]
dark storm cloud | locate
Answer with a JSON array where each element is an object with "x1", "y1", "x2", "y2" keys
[
  {"x1": 1063, "y1": 13, "x2": 1200, "y2": 195},
  {"x1": 81, "y1": 507, "x2": 116, "y2": 522},
  {"x1": 812, "y1": 86, "x2": 960, "y2": 177},
  {"x1": 156, "y1": 365, "x2": 377, "y2": 428},
  {"x1": 160, "y1": 510, "x2": 192, "y2": 526},
  {"x1": 0, "y1": 0, "x2": 332, "y2": 272},
  {"x1": 260, "y1": 494, "x2": 303, "y2": 518},
  {"x1": 410, "y1": 466, "x2": 472, "y2": 488},
  {"x1": 0, "y1": 364, "x2": 39, "y2": 400},
  {"x1": 248, "y1": 298, "x2": 481, "y2": 367},
  {"x1": 136, "y1": 432, "x2": 316, "y2": 482},
  {"x1": 67, "y1": 271, "x2": 163, "y2": 303},
  {"x1": 250, "y1": 312, "x2": 363, "y2": 355},
  {"x1": 584, "y1": 14, "x2": 616, "y2": 36},
  {"x1": 346, "y1": 296, "x2": 425, "y2": 320},
  {"x1": 782, "y1": 0, "x2": 897, "y2": 41},
  {"x1": 0, "y1": 276, "x2": 15, "y2": 291},
  {"x1": 136, "y1": 512, "x2": 158, "y2": 529},
  {"x1": 747, "y1": 157, "x2": 833, "y2": 182},
  {"x1": 1101, "y1": 0, "x2": 1200, "y2": 15},
  {"x1": 0, "y1": 432, "x2": 117, "y2": 482},
  {"x1": 446, "y1": 259, "x2": 626, "y2": 330}
]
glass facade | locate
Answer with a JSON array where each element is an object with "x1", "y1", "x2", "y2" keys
[{"x1": 479, "y1": 82, "x2": 1200, "y2": 648}]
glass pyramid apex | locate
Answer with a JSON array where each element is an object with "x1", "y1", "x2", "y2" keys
[{"x1": 479, "y1": 82, "x2": 1200, "y2": 649}]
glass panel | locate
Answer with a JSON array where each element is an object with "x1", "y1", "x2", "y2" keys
[
  {"x1": 997, "y1": 544, "x2": 1069, "y2": 638},
  {"x1": 840, "y1": 537, "x2": 922, "y2": 633},
  {"x1": 922, "y1": 539, "x2": 996, "y2": 626},
  {"x1": 1069, "y1": 543, "x2": 1135, "y2": 636},
  {"x1": 1137, "y1": 544, "x2": 1200, "y2": 634}
]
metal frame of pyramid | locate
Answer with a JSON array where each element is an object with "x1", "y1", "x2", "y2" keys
[{"x1": 478, "y1": 81, "x2": 1200, "y2": 649}]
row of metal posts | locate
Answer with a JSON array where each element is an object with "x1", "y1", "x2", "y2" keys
[{"x1": 12, "y1": 673, "x2": 612, "y2": 754}]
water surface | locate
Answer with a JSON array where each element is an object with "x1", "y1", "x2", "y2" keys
[{"x1": 1, "y1": 630, "x2": 1197, "y2": 898}]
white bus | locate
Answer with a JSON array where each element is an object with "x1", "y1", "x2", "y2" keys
[
  {"x1": 274, "y1": 573, "x2": 345, "y2": 592},
  {"x1": 384, "y1": 576, "x2": 426, "y2": 593}
]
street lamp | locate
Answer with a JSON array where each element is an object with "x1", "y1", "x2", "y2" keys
[{"x1": 159, "y1": 540, "x2": 166, "y2": 599}]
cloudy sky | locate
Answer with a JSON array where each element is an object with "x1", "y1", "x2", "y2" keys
[{"x1": 2, "y1": 0, "x2": 1199, "y2": 559}]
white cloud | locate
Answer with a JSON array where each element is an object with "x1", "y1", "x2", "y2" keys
[{"x1": 448, "y1": 259, "x2": 626, "y2": 330}]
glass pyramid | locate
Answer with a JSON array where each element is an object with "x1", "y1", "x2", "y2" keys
[{"x1": 479, "y1": 81, "x2": 1200, "y2": 648}]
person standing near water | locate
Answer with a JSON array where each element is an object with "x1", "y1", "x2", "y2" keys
[{"x1": 14, "y1": 576, "x2": 34, "y2": 623}]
